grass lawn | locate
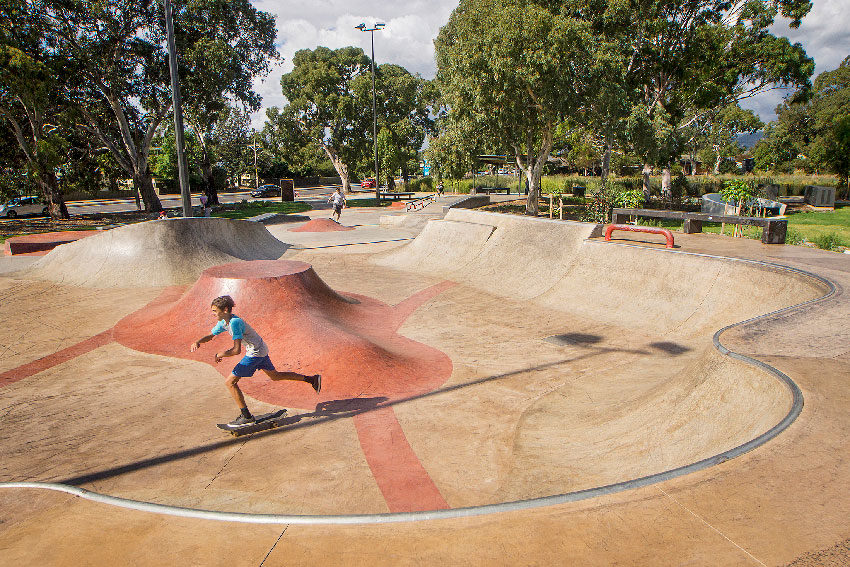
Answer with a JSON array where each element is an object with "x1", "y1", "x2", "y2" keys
[{"x1": 211, "y1": 200, "x2": 311, "y2": 219}]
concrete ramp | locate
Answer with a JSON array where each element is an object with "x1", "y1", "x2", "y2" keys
[
  {"x1": 378, "y1": 209, "x2": 827, "y2": 336},
  {"x1": 374, "y1": 219, "x2": 496, "y2": 274},
  {"x1": 24, "y1": 218, "x2": 289, "y2": 288}
]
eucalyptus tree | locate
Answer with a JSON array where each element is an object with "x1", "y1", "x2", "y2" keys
[
  {"x1": 563, "y1": 0, "x2": 815, "y2": 195},
  {"x1": 47, "y1": 0, "x2": 170, "y2": 211},
  {"x1": 366, "y1": 65, "x2": 434, "y2": 186},
  {"x1": 280, "y1": 47, "x2": 373, "y2": 193},
  {"x1": 435, "y1": 0, "x2": 593, "y2": 215},
  {"x1": 179, "y1": 0, "x2": 277, "y2": 205},
  {"x1": 0, "y1": 0, "x2": 69, "y2": 217}
]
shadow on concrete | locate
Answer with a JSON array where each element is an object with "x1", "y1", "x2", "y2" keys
[{"x1": 55, "y1": 349, "x2": 626, "y2": 487}]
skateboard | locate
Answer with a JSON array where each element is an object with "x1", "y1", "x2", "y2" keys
[{"x1": 216, "y1": 409, "x2": 288, "y2": 437}]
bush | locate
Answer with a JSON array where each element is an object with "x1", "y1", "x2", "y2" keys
[
  {"x1": 784, "y1": 228, "x2": 806, "y2": 246},
  {"x1": 405, "y1": 177, "x2": 434, "y2": 192},
  {"x1": 811, "y1": 232, "x2": 847, "y2": 251}
]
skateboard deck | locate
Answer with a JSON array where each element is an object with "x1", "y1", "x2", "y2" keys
[{"x1": 217, "y1": 409, "x2": 288, "y2": 437}]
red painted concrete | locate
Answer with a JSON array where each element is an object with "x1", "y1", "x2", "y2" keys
[
  {"x1": 289, "y1": 218, "x2": 355, "y2": 232},
  {"x1": 4, "y1": 230, "x2": 100, "y2": 256},
  {"x1": 354, "y1": 406, "x2": 450, "y2": 512},
  {"x1": 113, "y1": 260, "x2": 454, "y2": 409},
  {"x1": 388, "y1": 202, "x2": 407, "y2": 210},
  {"x1": 0, "y1": 330, "x2": 113, "y2": 388}
]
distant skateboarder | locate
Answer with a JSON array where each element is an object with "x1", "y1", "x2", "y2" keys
[
  {"x1": 191, "y1": 295, "x2": 321, "y2": 428},
  {"x1": 328, "y1": 187, "x2": 346, "y2": 222}
]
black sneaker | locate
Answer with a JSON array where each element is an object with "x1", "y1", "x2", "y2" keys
[
  {"x1": 310, "y1": 374, "x2": 322, "y2": 393},
  {"x1": 227, "y1": 414, "x2": 255, "y2": 428}
]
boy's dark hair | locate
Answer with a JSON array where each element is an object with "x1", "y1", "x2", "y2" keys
[{"x1": 211, "y1": 295, "x2": 235, "y2": 311}]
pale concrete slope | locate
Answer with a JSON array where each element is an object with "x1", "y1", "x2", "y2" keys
[
  {"x1": 495, "y1": 346, "x2": 789, "y2": 502},
  {"x1": 373, "y1": 219, "x2": 496, "y2": 274},
  {"x1": 380, "y1": 209, "x2": 826, "y2": 336},
  {"x1": 538, "y1": 240, "x2": 828, "y2": 337},
  {"x1": 25, "y1": 218, "x2": 289, "y2": 288}
]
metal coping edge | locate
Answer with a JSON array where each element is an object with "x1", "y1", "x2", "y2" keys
[{"x1": 0, "y1": 242, "x2": 836, "y2": 525}]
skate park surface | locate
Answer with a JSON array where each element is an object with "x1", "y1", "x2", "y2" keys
[{"x1": 1, "y1": 197, "x2": 849, "y2": 566}]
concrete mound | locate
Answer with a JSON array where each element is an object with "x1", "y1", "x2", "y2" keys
[
  {"x1": 23, "y1": 218, "x2": 290, "y2": 288},
  {"x1": 113, "y1": 260, "x2": 452, "y2": 409},
  {"x1": 289, "y1": 218, "x2": 355, "y2": 232}
]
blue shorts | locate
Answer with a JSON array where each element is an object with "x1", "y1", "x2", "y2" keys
[{"x1": 232, "y1": 355, "x2": 276, "y2": 377}]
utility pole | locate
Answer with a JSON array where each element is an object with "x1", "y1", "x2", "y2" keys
[
  {"x1": 356, "y1": 22, "x2": 385, "y2": 200},
  {"x1": 163, "y1": 0, "x2": 192, "y2": 217}
]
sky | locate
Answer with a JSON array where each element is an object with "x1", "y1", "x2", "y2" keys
[{"x1": 248, "y1": 0, "x2": 850, "y2": 130}]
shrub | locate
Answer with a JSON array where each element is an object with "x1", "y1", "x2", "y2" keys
[
  {"x1": 811, "y1": 232, "x2": 847, "y2": 251},
  {"x1": 785, "y1": 228, "x2": 806, "y2": 246}
]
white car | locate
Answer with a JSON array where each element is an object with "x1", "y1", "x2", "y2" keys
[{"x1": 0, "y1": 196, "x2": 49, "y2": 218}]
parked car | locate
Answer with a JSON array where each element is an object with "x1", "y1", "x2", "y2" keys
[
  {"x1": 251, "y1": 184, "x2": 281, "y2": 198},
  {"x1": 360, "y1": 178, "x2": 376, "y2": 189},
  {"x1": 0, "y1": 196, "x2": 48, "y2": 218}
]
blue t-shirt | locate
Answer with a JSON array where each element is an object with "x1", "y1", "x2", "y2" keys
[{"x1": 211, "y1": 316, "x2": 269, "y2": 358}]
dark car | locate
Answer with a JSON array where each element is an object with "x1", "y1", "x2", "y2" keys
[
  {"x1": 251, "y1": 184, "x2": 281, "y2": 198},
  {"x1": 360, "y1": 178, "x2": 376, "y2": 189}
]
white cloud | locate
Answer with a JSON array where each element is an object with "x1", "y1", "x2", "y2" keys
[
  {"x1": 741, "y1": 0, "x2": 850, "y2": 122},
  {"x1": 248, "y1": 0, "x2": 848, "y2": 128}
]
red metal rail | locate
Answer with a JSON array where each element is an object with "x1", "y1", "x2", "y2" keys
[{"x1": 604, "y1": 224, "x2": 674, "y2": 248}]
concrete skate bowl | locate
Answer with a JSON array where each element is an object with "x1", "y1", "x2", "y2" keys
[
  {"x1": 113, "y1": 259, "x2": 453, "y2": 409},
  {"x1": 372, "y1": 208, "x2": 832, "y2": 504},
  {"x1": 289, "y1": 218, "x2": 355, "y2": 232},
  {"x1": 22, "y1": 218, "x2": 290, "y2": 287}
]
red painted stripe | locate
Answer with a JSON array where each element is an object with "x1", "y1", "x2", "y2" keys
[
  {"x1": 391, "y1": 280, "x2": 457, "y2": 330},
  {"x1": 354, "y1": 406, "x2": 449, "y2": 513},
  {"x1": 0, "y1": 330, "x2": 113, "y2": 388}
]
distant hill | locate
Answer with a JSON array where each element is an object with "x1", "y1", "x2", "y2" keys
[{"x1": 737, "y1": 131, "x2": 764, "y2": 149}]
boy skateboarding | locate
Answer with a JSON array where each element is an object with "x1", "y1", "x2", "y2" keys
[{"x1": 191, "y1": 295, "x2": 321, "y2": 428}]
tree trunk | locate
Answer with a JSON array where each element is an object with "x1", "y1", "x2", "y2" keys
[
  {"x1": 642, "y1": 164, "x2": 652, "y2": 198},
  {"x1": 713, "y1": 146, "x2": 722, "y2": 175},
  {"x1": 601, "y1": 135, "x2": 612, "y2": 185},
  {"x1": 201, "y1": 162, "x2": 220, "y2": 205},
  {"x1": 661, "y1": 167, "x2": 672, "y2": 201},
  {"x1": 36, "y1": 171, "x2": 69, "y2": 219},
  {"x1": 134, "y1": 173, "x2": 163, "y2": 213},
  {"x1": 323, "y1": 147, "x2": 351, "y2": 194}
]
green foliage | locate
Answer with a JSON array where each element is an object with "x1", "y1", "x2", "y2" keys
[
  {"x1": 614, "y1": 187, "x2": 645, "y2": 209},
  {"x1": 720, "y1": 178, "x2": 756, "y2": 206},
  {"x1": 810, "y1": 232, "x2": 847, "y2": 252},
  {"x1": 784, "y1": 227, "x2": 806, "y2": 246}
]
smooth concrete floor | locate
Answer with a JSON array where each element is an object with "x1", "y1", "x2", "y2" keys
[{"x1": 1, "y1": 211, "x2": 849, "y2": 566}]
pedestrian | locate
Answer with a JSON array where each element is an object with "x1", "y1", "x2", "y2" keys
[
  {"x1": 437, "y1": 182, "x2": 444, "y2": 196},
  {"x1": 327, "y1": 187, "x2": 347, "y2": 222},
  {"x1": 190, "y1": 295, "x2": 321, "y2": 429},
  {"x1": 200, "y1": 194, "x2": 211, "y2": 217}
]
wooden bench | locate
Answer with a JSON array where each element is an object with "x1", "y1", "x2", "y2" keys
[
  {"x1": 378, "y1": 192, "x2": 416, "y2": 201},
  {"x1": 472, "y1": 186, "x2": 511, "y2": 195},
  {"x1": 612, "y1": 208, "x2": 788, "y2": 244}
]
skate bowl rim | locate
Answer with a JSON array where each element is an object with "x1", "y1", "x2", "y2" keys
[{"x1": 0, "y1": 246, "x2": 833, "y2": 524}]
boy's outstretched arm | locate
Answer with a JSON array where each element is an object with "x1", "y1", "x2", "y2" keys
[
  {"x1": 214, "y1": 339, "x2": 242, "y2": 363},
  {"x1": 190, "y1": 334, "x2": 215, "y2": 352}
]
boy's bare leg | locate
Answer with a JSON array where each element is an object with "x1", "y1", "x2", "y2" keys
[
  {"x1": 262, "y1": 369, "x2": 321, "y2": 393},
  {"x1": 225, "y1": 374, "x2": 248, "y2": 408}
]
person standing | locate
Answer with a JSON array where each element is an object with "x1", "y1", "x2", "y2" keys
[{"x1": 328, "y1": 187, "x2": 347, "y2": 222}]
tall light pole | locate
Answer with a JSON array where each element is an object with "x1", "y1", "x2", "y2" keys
[
  {"x1": 355, "y1": 22, "x2": 384, "y2": 200},
  {"x1": 163, "y1": 0, "x2": 192, "y2": 217}
]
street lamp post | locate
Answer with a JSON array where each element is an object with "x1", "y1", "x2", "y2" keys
[
  {"x1": 162, "y1": 0, "x2": 192, "y2": 217},
  {"x1": 355, "y1": 22, "x2": 384, "y2": 200}
]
